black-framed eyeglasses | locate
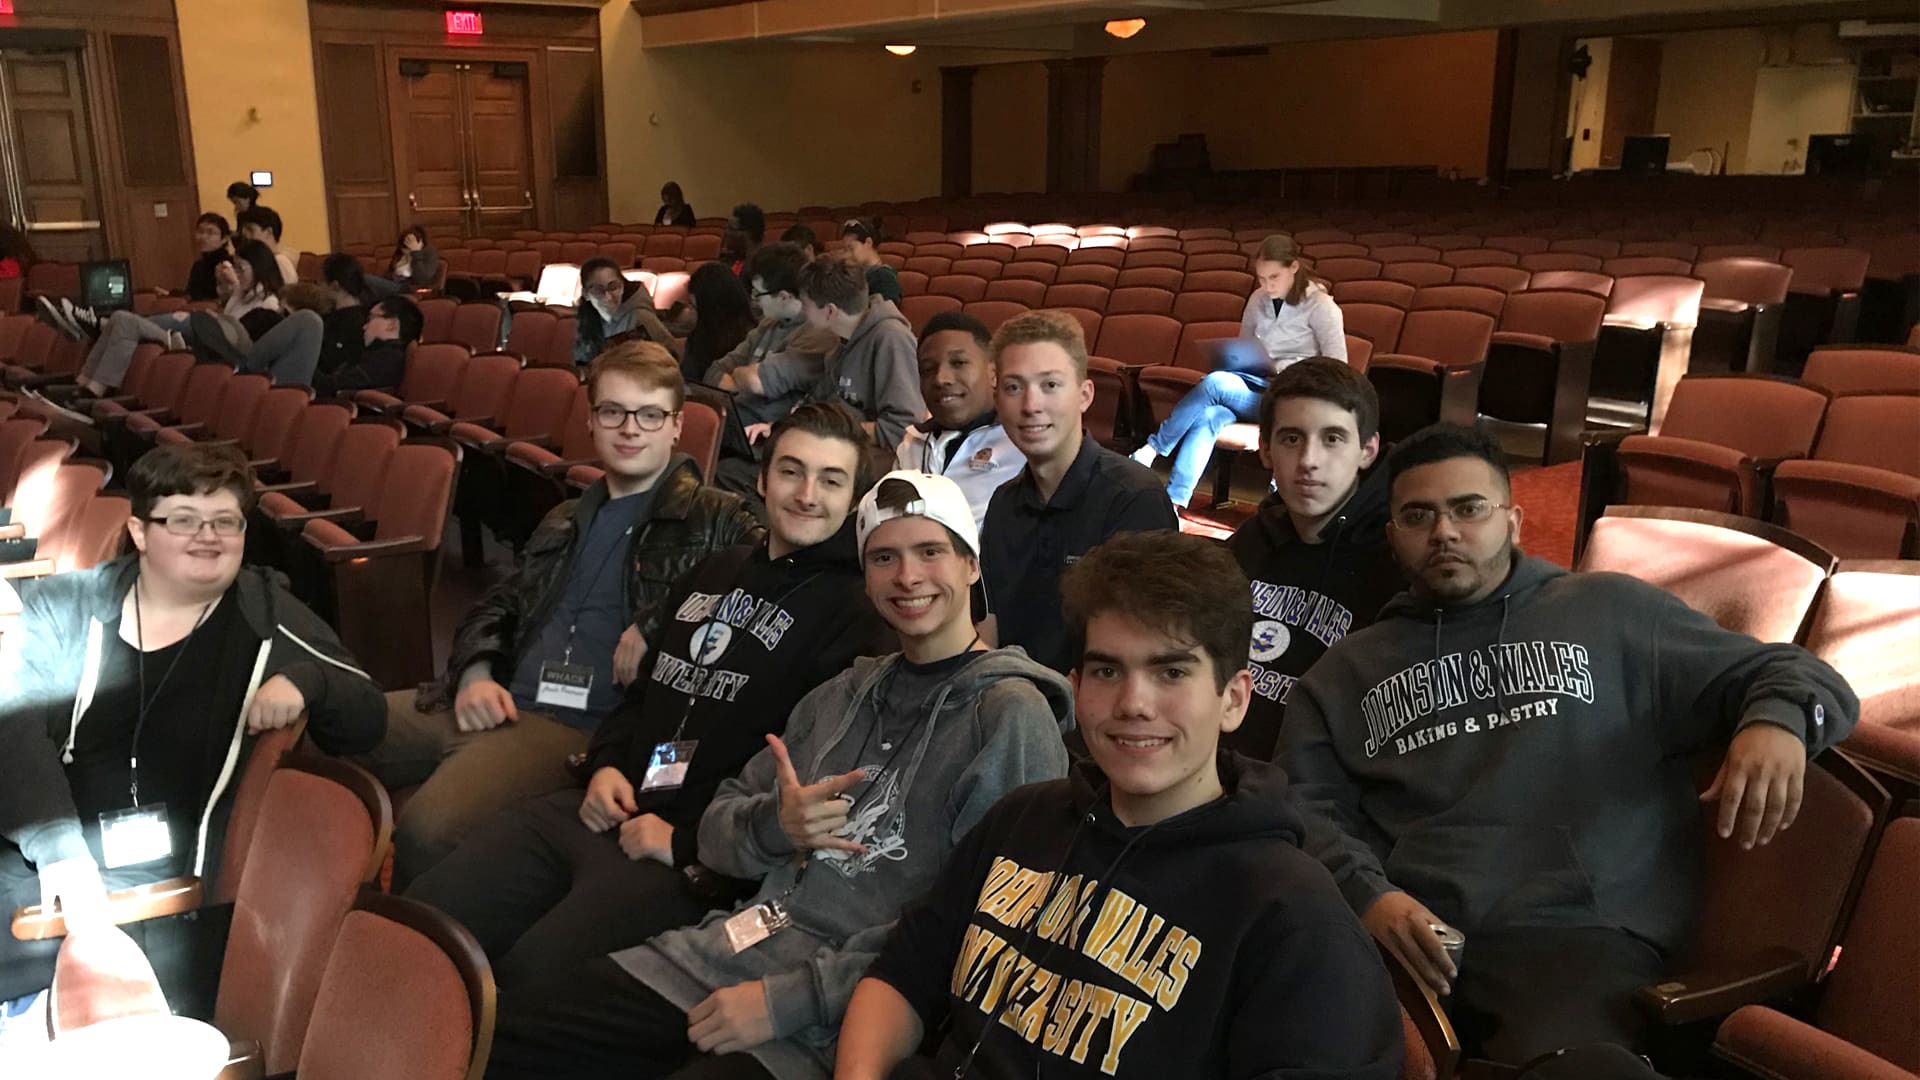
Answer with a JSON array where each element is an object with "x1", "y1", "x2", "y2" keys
[
  {"x1": 584, "y1": 281, "x2": 623, "y2": 299},
  {"x1": 592, "y1": 404, "x2": 678, "y2": 431},
  {"x1": 145, "y1": 513, "x2": 247, "y2": 537},
  {"x1": 1389, "y1": 500, "x2": 1512, "y2": 532},
  {"x1": 749, "y1": 288, "x2": 775, "y2": 301}
]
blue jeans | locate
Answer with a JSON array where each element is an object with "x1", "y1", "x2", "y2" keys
[{"x1": 1146, "y1": 370, "x2": 1262, "y2": 506}]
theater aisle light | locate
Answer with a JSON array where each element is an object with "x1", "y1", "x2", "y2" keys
[
  {"x1": 1105, "y1": 18, "x2": 1146, "y2": 39},
  {"x1": 885, "y1": 44, "x2": 917, "y2": 56}
]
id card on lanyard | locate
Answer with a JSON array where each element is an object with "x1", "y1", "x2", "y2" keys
[{"x1": 536, "y1": 520, "x2": 638, "y2": 711}]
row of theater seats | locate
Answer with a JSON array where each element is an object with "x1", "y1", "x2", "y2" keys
[
  {"x1": 1575, "y1": 506, "x2": 1916, "y2": 1080},
  {"x1": 0, "y1": 404, "x2": 125, "y2": 578},
  {"x1": 1582, "y1": 350, "x2": 1920, "y2": 559},
  {"x1": 13, "y1": 730, "x2": 493, "y2": 1079}
]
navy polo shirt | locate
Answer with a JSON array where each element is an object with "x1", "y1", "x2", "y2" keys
[{"x1": 980, "y1": 434, "x2": 1178, "y2": 674}]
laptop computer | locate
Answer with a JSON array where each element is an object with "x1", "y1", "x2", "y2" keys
[
  {"x1": 80, "y1": 259, "x2": 134, "y2": 313},
  {"x1": 1206, "y1": 337, "x2": 1274, "y2": 384}
]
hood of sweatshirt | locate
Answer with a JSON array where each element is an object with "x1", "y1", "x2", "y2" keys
[
  {"x1": 843, "y1": 297, "x2": 912, "y2": 349},
  {"x1": 1068, "y1": 749, "x2": 1306, "y2": 850}
]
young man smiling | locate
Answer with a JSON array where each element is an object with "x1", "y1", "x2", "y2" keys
[
  {"x1": 364, "y1": 342, "x2": 763, "y2": 887},
  {"x1": 981, "y1": 310, "x2": 1176, "y2": 675},
  {"x1": 406, "y1": 403, "x2": 889, "y2": 990},
  {"x1": 481, "y1": 471, "x2": 1072, "y2": 1080},
  {"x1": 894, "y1": 311, "x2": 1024, "y2": 527},
  {"x1": 1226, "y1": 358, "x2": 1401, "y2": 758},
  {"x1": 835, "y1": 531, "x2": 1403, "y2": 1080},
  {"x1": 1280, "y1": 424, "x2": 1859, "y2": 1068}
]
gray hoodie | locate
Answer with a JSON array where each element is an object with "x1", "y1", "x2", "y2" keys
[
  {"x1": 611, "y1": 647, "x2": 1074, "y2": 1078},
  {"x1": 1279, "y1": 554, "x2": 1857, "y2": 960},
  {"x1": 705, "y1": 315, "x2": 839, "y2": 427},
  {"x1": 759, "y1": 298, "x2": 924, "y2": 452}
]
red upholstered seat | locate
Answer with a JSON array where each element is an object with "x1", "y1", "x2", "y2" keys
[
  {"x1": 1616, "y1": 374, "x2": 1828, "y2": 517},
  {"x1": 1806, "y1": 561, "x2": 1920, "y2": 784}
]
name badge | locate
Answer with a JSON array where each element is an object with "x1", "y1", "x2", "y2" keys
[
  {"x1": 536, "y1": 661, "x2": 594, "y2": 710},
  {"x1": 99, "y1": 805, "x2": 171, "y2": 870},
  {"x1": 641, "y1": 739, "x2": 698, "y2": 792},
  {"x1": 723, "y1": 899, "x2": 790, "y2": 954}
]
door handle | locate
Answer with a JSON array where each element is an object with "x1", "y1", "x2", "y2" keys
[
  {"x1": 24, "y1": 220, "x2": 102, "y2": 232},
  {"x1": 474, "y1": 190, "x2": 535, "y2": 213},
  {"x1": 408, "y1": 192, "x2": 467, "y2": 214}
]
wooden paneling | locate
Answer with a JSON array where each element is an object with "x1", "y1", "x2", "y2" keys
[
  {"x1": 467, "y1": 63, "x2": 536, "y2": 233},
  {"x1": 4, "y1": 49, "x2": 102, "y2": 262},
  {"x1": 107, "y1": 33, "x2": 185, "y2": 187},
  {"x1": 546, "y1": 46, "x2": 598, "y2": 179},
  {"x1": 1045, "y1": 58, "x2": 1103, "y2": 194},
  {"x1": 315, "y1": 40, "x2": 395, "y2": 248}
]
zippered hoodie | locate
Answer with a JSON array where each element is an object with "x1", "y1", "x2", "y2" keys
[
  {"x1": 0, "y1": 557, "x2": 386, "y2": 879},
  {"x1": 1278, "y1": 554, "x2": 1859, "y2": 959},
  {"x1": 580, "y1": 518, "x2": 890, "y2": 868},
  {"x1": 612, "y1": 647, "x2": 1074, "y2": 1078},
  {"x1": 820, "y1": 298, "x2": 925, "y2": 452},
  {"x1": 706, "y1": 315, "x2": 839, "y2": 430},
  {"x1": 867, "y1": 752, "x2": 1404, "y2": 1079},
  {"x1": 1225, "y1": 463, "x2": 1401, "y2": 759}
]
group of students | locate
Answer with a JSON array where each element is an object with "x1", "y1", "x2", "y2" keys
[{"x1": 0, "y1": 199, "x2": 1867, "y2": 1078}]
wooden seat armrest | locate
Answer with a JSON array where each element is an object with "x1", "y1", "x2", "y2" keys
[
  {"x1": 1633, "y1": 945, "x2": 1805, "y2": 1026},
  {"x1": 11, "y1": 876, "x2": 205, "y2": 941},
  {"x1": 306, "y1": 533, "x2": 432, "y2": 562},
  {"x1": 0, "y1": 558, "x2": 54, "y2": 580}
]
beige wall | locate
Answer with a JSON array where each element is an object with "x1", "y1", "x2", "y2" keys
[
  {"x1": 601, "y1": 3, "x2": 947, "y2": 221},
  {"x1": 972, "y1": 62, "x2": 1048, "y2": 194},
  {"x1": 1098, "y1": 51, "x2": 1197, "y2": 190},
  {"x1": 176, "y1": 0, "x2": 329, "y2": 253},
  {"x1": 1653, "y1": 29, "x2": 1765, "y2": 172}
]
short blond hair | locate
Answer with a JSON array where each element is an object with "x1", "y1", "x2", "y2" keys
[
  {"x1": 990, "y1": 309, "x2": 1089, "y2": 380},
  {"x1": 588, "y1": 340, "x2": 684, "y2": 409}
]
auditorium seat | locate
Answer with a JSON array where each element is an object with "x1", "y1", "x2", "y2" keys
[
  {"x1": 1171, "y1": 291, "x2": 1246, "y2": 324},
  {"x1": 123, "y1": 364, "x2": 232, "y2": 454},
  {"x1": 355, "y1": 342, "x2": 470, "y2": 415},
  {"x1": 501, "y1": 310, "x2": 560, "y2": 364},
  {"x1": 446, "y1": 366, "x2": 583, "y2": 553},
  {"x1": 1519, "y1": 252, "x2": 1605, "y2": 273},
  {"x1": 1127, "y1": 236, "x2": 1182, "y2": 253},
  {"x1": 950, "y1": 257, "x2": 1003, "y2": 280},
  {"x1": 904, "y1": 255, "x2": 951, "y2": 278},
  {"x1": 1303, "y1": 241, "x2": 1369, "y2": 261},
  {"x1": 1595, "y1": 274, "x2": 1707, "y2": 425},
  {"x1": 1313, "y1": 257, "x2": 1384, "y2": 284},
  {"x1": 961, "y1": 300, "x2": 1028, "y2": 334},
  {"x1": 1182, "y1": 269, "x2": 1254, "y2": 296},
  {"x1": 1713, "y1": 809, "x2": 1918, "y2": 1080},
  {"x1": 1693, "y1": 258, "x2": 1795, "y2": 374},
  {"x1": 1620, "y1": 241, "x2": 1700, "y2": 261},
  {"x1": 295, "y1": 894, "x2": 495, "y2": 1080},
  {"x1": 1107, "y1": 286, "x2": 1175, "y2": 317},
  {"x1": 1800, "y1": 346, "x2": 1920, "y2": 395},
  {"x1": 1479, "y1": 288, "x2": 1608, "y2": 464},
  {"x1": 1770, "y1": 394, "x2": 1920, "y2": 558},
  {"x1": 986, "y1": 278, "x2": 1047, "y2": 307},
  {"x1": 900, "y1": 294, "x2": 962, "y2": 336},
  {"x1": 1048, "y1": 307, "x2": 1103, "y2": 349},
  {"x1": 1115, "y1": 266, "x2": 1184, "y2": 292},
  {"x1": 1085, "y1": 355, "x2": 1138, "y2": 451},
  {"x1": 967, "y1": 242, "x2": 1015, "y2": 263},
  {"x1": 1185, "y1": 252, "x2": 1248, "y2": 273},
  {"x1": 1055, "y1": 263, "x2": 1119, "y2": 288},
  {"x1": 1370, "y1": 244, "x2": 1442, "y2": 265},
  {"x1": 1576, "y1": 506, "x2": 1834, "y2": 641},
  {"x1": 1094, "y1": 313, "x2": 1181, "y2": 368},
  {"x1": 1334, "y1": 280, "x2": 1416, "y2": 308},
  {"x1": 1016, "y1": 244, "x2": 1073, "y2": 267},
  {"x1": 1451, "y1": 265, "x2": 1531, "y2": 293},
  {"x1": 929, "y1": 275, "x2": 988, "y2": 304},
  {"x1": 1550, "y1": 238, "x2": 1621, "y2": 260},
  {"x1": 1411, "y1": 284, "x2": 1505, "y2": 318},
  {"x1": 1482, "y1": 236, "x2": 1549, "y2": 256},
  {"x1": 1043, "y1": 283, "x2": 1109, "y2": 312},
  {"x1": 1779, "y1": 247, "x2": 1872, "y2": 370},
  {"x1": 418, "y1": 298, "x2": 459, "y2": 344},
  {"x1": 999, "y1": 261, "x2": 1059, "y2": 285},
  {"x1": 1367, "y1": 308, "x2": 1495, "y2": 443},
  {"x1": 401, "y1": 352, "x2": 522, "y2": 434},
  {"x1": 1355, "y1": 231, "x2": 1416, "y2": 248},
  {"x1": 1123, "y1": 249, "x2": 1186, "y2": 271},
  {"x1": 1293, "y1": 228, "x2": 1354, "y2": 246},
  {"x1": 1381, "y1": 261, "x2": 1455, "y2": 289},
  {"x1": 253, "y1": 419, "x2": 405, "y2": 571},
  {"x1": 1341, "y1": 302, "x2": 1407, "y2": 352},
  {"x1": 500, "y1": 382, "x2": 593, "y2": 548},
  {"x1": 1527, "y1": 269, "x2": 1614, "y2": 297},
  {"x1": 253, "y1": 401, "x2": 352, "y2": 493},
  {"x1": 1602, "y1": 256, "x2": 1693, "y2": 278},
  {"x1": 1616, "y1": 374, "x2": 1828, "y2": 517},
  {"x1": 1802, "y1": 561, "x2": 1920, "y2": 786},
  {"x1": 896, "y1": 270, "x2": 929, "y2": 297}
]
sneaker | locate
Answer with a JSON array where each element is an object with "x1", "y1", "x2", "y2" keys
[
  {"x1": 33, "y1": 295, "x2": 86, "y2": 342},
  {"x1": 65, "y1": 299, "x2": 99, "y2": 332},
  {"x1": 1130, "y1": 444, "x2": 1158, "y2": 467}
]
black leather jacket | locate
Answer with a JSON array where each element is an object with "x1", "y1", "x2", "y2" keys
[{"x1": 423, "y1": 457, "x2": 764, "y2": 708}]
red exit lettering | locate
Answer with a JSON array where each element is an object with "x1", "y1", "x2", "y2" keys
[{"x1": 444, "y1": 10, "x2": 483, "y2": 35}]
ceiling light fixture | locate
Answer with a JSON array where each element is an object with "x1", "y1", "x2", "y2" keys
[
  {"x1": 1105, "y1": 18, "x2": 1146, "y2": 39},
  {"x1": 885, "y1": 44, "x2": 917, "y2": 56}
]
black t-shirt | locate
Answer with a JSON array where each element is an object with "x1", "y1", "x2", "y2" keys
[
  {"x1": 316, "y1": 305, "x2": 370, "y2": 377},
  {"x1": 981, "y1": 436, "x2": 1178, "y2": 674},
  {"x1": 67, "y1": 589, "x2": 249, "y2": 874}
]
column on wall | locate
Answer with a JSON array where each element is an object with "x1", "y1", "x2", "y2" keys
[
  {"x1": 941, "y1": 66, "x2": 977, "y2": 200},
  {"x1": 1045, "y1": 57, "x2": 1105, "y2": 194}
]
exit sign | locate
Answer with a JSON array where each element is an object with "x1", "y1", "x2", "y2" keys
[{"x1": 445, "y1": 10, "x2": 483, "y2": 35}]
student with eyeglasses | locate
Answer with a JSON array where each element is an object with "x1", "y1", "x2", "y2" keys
[
  {"x1": 1278, "y1": 424, "x2": 1858, "y2": 1073},
  {"x1": 0, "y1": 443, "x2": 385, "y2": 1022},
  {"x1": 574, "y1": 257, "x2": 678, "y2": 369},
  {"x1": 362, "y1": 342, "x2": 763, "y2": 889}
]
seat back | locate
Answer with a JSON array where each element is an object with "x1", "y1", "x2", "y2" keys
[
  {"x1": 174, "y1": 364, "x2": 233, "y2": 427},
  {"x1": 1808, "y1": 394, "x2": 1920, "y2": 474},
  {"x1": 1055, "y1": 263, "x2": 1118, "y2": 288},
  {"x1": 1805, "y1": 562, "x2": 1920, "y2": 781},
  {"x1": 1115, "y1": 265, "x2": 1183, "y2": 292},
  {"x1": 677, "y1": 396, "x2": 723, "y2": 481},
  {"x1": 985, "y1": 278, "x2": 1047, "y2": 306},
  {"x1": 1334, "y1": 279, "x2": 1415, "y2": 308},
  {"x1": 372, "y1": 443, "x2": 457, "y2": 546},
  {"x1": 211, "y1": 373, "x2": 273, "y2": 441},
  {"x1": 1047, "y1": 307, "x2": 1102, "y2": 350},
  {"x1": 1520, "y1": 252, "x2": 1604, "y2": 273},
  {"x1": 1656, "y1": 375, "x2": 1828, "y2": 458},
  {"x1": 216, "y1": 758, "x2": 392, "y2": 1075},
  {"x1": 0, "y1": 415, "x2": 49, "y2": 502},
  {"x1": 961, "y1": 300, "x2": 1029, "y2": 334},
  {"x1": 899, "y1": 294, "x2": 962, "y2": 335},
  {"x1": 1694, "y1": 258, "x2": 1793, "y2": 307},
  {"x1": 1173, "y1": 320, "x2": 1244, "y2": 372},
  {"x1": 447, "y1": 353, "x2": 521, "y2": 420},
  {"x1": 1383, "y1": 261, "x2": 1456, "y2": 288},
  {"x1": 326, "y1": 421, "x2": 404, "y2": 507},
  {"x1": 1395, "y1": 309, "x2": 1494, "y2": 367},
  {"x1": 1698, "y1": 242, "x2": 1781, "y2": 264},
  {"x1": 1170, "y1": 290, "x2": 1246, "y2": 324},
  {"x1": 497, "y1": 366, "x2": 580, "y2": 439},
  {"x1": 296, "y1": 893, "x2": 494, "y2": 1080},
  {"x1": 1499, "y1": 289, "x2": 1606, "y2": 342},
  {"x1": 1528, "y1": 270, "x2": 1613, "y2": 297},
  {"x1": 1621, "y1": 240, "x2": 1699, "y2": 261},
  {"x1": 55, "y1": 493, "x2": 130, "y2": 572},
  {"x1": 1411, "y1": 284, "x2": 1504, "y2": 318},
  {"x1": 448, "y1": 304, "x2": 503, "y2": 354},
  {"x1": 1602, "y1": 255, "x2": 1693, "y2": 278},
  {"x1": 1801, "y1": 347, "x2": 1920, "y2": 395},
  {"x1": 417, "y1": 298, "x2": 458, "y2": 344},
  {"x1": 398, "y1": 343, "x2": 470, "y2": 404},
  {"x1": 1342, "y1": 302, "x2": 1406, "y2": 352},
  {"x1": 1783, "y1": 246, "x2": 1870, "y2": 294},
  {"x1": 248, "y1": 387, "x2": 316, "y2": 460},
  {"x1": 1818, "y1": 813, "x2": 1920, "y2": 1071},
  {"x1": 1312, "y1": 257, "x2": 1383, "y2": 283},
  {"x1": 1452, "y1": 265, "x2": 1532, "y2": 293},
  {"x1": 0, "y1": 313, "x2": 31, "y2": 361},
  {"x1": 30, "y1": 459, "x2": 104, "y2": 551},
  {"x1": 1093, "y1": 313, "x2": 1180, "y2": 367},
  {"x1": 1181, "y1": 269, "x2": 1254, "y2": 295},
  {"x1": 1107, "y1": 286, "x2": 1174, "y2": 316},
  {"x1": 1444, "y1": 247, "x2": 1524, "y2": 268},
  {"x1": 282, "y1": 402, "x2": 354, "y2": 486},
  {"x1": 928, "y1": 274, "x2": 987, "y2": 303},
  {"x1": 1577, "y1": 507, "x2": 1835, "y2": 642},
  {"x1": 6, "y1": 436, "x2": 72, "y2": 531},
  {"x1": 1484, "y1": 235, "x2": 1549, "y2": 256},
  {"x1": 1606, "y1": 274, "x2": 1706, "y2": 329}
]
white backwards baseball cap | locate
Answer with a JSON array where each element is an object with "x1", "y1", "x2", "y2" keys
[{"x1": 856, "y1": 470, "x2": 980, "y2": 558}]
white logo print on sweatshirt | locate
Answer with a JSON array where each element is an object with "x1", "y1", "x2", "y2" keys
[{"x1": 818, "y1": 766, "x2": 910, "y2": 877}]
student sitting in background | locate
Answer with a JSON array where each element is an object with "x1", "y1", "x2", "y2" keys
[
  {"x1": 837, "y1": 530, "x2": 1403, "y2": 1080},
  {"x1": 185, "y1": 214, "x2": 231, "y2": 301},
  {"x1": 225, "y1": 181, "x2": 257, "y2": 219},
  {"x1": 311, "y1": 292, "x2": 418, "y2": 397},
  {"x1": 360, "y1": 343, "x2": 761, "y2": 889},
  {"x1": 655, "y1": 181, "x2": 696, "y2": 228},
  {"x1": 1132, "y1": 235, "x2": 1346, "y2": 511},
  {"x1": 365, "y1": 225, "x2": 440, "y2": 298},
  {"x1": 406, "y1": 403, "x2": 887, "y2": 990},
  {"x1": 236, "y1": 206, "x2": 299, "y2": 289},
  {"x1": 779, "y1": 223, "x2": 820, "y2": 259},
  {"x1": 1280, "y1": 424, "x2": 1858, "y2": 1069},
  {"x1": 790, "y1": 257, "x2": 924, "y2": 454},
  {"x1": 573, "y1": 257, "x2": 678, "y2": 369},
  {"x1": 1225, "y1": 358, "x2": 1399, "y2": 758},
  {"x1": 678, "y1": 262, "x2": 755, "y2": 386},
  {"x1": 893, "y1": 311, "x2": 1022, "y2": 528},
  {"x1": 0, "y1": 443, "x2": 384, "y2": 1022},
  {"x1": 237, "y1": 254, "x2": 373, "y2": 388},
  {"x1": 726, "y1": 203, "x2": 766, "y2": 283},
  {"x1": 480, "y1": 470, "x2": 1073, "y2": 1080},
  {"x1": 838, "y1": 218, "x2": 902, "y2": 304}
]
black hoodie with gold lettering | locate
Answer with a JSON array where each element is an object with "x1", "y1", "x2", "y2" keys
[{"x1": 864, "y1": 752, "x2": 1403, "y2": 1080}]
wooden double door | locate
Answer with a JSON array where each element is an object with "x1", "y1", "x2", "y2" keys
[
  {"x1": 391, "y1": 58, "x2": 537, "y2": 238},
  {"x1": 0, "y1": 46, "x2": 106, "y2": 263}
]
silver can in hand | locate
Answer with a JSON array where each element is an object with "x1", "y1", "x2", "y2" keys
[{"x1": 1430, "y1": 922, "x2": 1466, "y2": 972}]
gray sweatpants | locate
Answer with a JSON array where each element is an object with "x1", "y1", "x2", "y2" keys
[{"x1": 240, "y1": 309, "x2": 325, "y2": 387}]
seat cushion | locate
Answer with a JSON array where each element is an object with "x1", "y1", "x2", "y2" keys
[{"x1": 1715, "y1": 1005, "x2": 1915, "y2": 1080}]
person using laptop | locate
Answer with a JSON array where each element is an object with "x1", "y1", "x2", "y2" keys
[{"x1": 1131, "y1": 235, "x2": 1346, "y2": 511}]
